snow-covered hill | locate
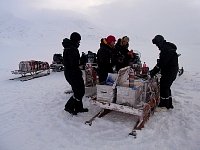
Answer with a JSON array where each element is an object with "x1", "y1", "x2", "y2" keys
[
  {"x1": 1, "y1": 9, "x2": 199, "y2": 72},
  {"x1": 0, "y1": 10, "x2": 105, "y2": 69}
]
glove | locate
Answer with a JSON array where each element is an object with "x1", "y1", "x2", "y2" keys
[{"x1": 150, "y1": 65, "x2": 160, "y2": 78}]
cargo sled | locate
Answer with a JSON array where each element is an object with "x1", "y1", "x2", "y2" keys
[
  {"x1": 50, "y1": 54, "x2": 64, "y2": 72},
  {"x1": 10, "y1": 60, "x2": 50, "y2": 81},
  {"x1": 85, "y1": 66, "x2": 160, "y2": 137}
]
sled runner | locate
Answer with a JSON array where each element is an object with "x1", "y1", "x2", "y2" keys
[
  {"x1": 85, "y1": 66, "x2": 160, "y2": 138},
  {"x1": 10, "y1": 60, "x2": 50, "y2": 81}
]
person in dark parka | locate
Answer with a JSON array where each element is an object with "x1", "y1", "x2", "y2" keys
[
  {"x1": 97, "y1": 35, "x2": 116, "y2": 83},
  {"x1": 150, "y1": 35, "x2": 178, "y2": 109},
  {"x1": 62, "y1": 32, "x2": 88, "y2": 115},
  {"x1": 114, "y1": 36, "x2": 130, "y2": 71}
]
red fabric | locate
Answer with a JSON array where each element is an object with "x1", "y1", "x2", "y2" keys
[{"x1": 106, "y1": 35, "x2": 116, "y2": 44}]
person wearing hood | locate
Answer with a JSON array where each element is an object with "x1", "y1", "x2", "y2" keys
[
  {"x1": 114, "y1": 36, "x2": 130, "y2": 71},
  {"x1": 97, "y1": 35, "x2": 116, "y2": 83},
  {"x1": 62, "y1": 32, "x2": 88, "y2": 115},
  {"x1": 150, "y1": 35, "x2": 178, "y2": 109}
]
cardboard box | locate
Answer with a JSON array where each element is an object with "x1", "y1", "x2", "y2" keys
[
  {"x1": 115, "y1": 66, "x2": 130, "y2": 87},
  {"x1": 96, "y1": 85, "x2": 116, "y2": 102},
  {"x1": 116, "y1": 86, "x2": 143, "y2": 107},
  {"x1": 134, "y1": 79, "x2": 145, "y2": 87}
]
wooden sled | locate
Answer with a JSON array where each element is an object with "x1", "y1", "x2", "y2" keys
[
  {"x1": 10, "y1": 60, "x2": 50, "y2": 81},
  {"x1": 85, "y1": 77, "x2": 160, "y2": 138}
]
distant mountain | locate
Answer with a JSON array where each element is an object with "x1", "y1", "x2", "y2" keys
[
  {"x1": 0, "y1": 11, "x2": 104, "y2": 43},
  {"x1": 0, "y1": 10, "x2": 105, "y2": 69}
]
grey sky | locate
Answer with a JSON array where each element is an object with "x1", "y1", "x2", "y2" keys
[
  {"x1": 1, "y1": 0, "x2": 200, "y2": 71},
  {"x1": 2, "y1": 0, "x2": 200, "y2": 44}
]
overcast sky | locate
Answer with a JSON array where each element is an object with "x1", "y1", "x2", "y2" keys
[
  {"x1": 1, "y1": 0, "x2": 200, "y2": 71},
  {"x1": 2, "y1": 0, "x2": 200, "y2": 44}
]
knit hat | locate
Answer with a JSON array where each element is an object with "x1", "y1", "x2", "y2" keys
[
  {"x1": 122, "y1": 36, "x2": 129, "y2": 43},
  {"x1": 70, "y1": 32, "x2": 81, "y2": 42},
  {"x1": 106, "y1": 35, "x2": 116, "y2": 44},
  {"x1": 152, "y1": 35, "x2": 164, "y2": 44}
]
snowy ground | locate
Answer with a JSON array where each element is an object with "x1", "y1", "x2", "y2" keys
[
  {"x1": 1, "y1": 1, "x2": 200, "y2": 149},
  {"x1": 0, "y1": 68, "x2": 200, "y2": 150}
]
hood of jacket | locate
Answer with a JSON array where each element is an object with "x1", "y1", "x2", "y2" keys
[
  {"x1": 161, "y1": 41, "x2": 177, "y2": 53},
  {"x1": 62, "y1": 38, "x2": 80, "y2": 49}
]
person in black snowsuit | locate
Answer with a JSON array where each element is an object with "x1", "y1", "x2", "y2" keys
[
  {"x1": 97, "y1": 35, "x2": 116, "y2": 83},
  {"x1": 62, "y1": 32, "x2": 88, "y2": 115},
  {"x1": 150, "y1": 35, "x2": 178, "y2": 109}
]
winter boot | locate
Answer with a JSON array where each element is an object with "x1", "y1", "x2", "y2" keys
[
  {"x1": 166, "y1": 97, "x2": 174, "y2": 109},
  {"x1": 158, "y1": 98, "x2": 166, "y2": 108},
  {"x1": 156, "y1": 98, "x2": 168, "y2": 112},
  {"x1": 64, "y1": 96, "x2": 77, "y2": 115},
  {"x1": 75, "y1": 100, "x2": 88, "y2": 113}
]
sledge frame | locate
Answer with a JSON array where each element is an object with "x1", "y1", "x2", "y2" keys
[
  {"x1": 10, "y1": 68, "x2": 50, "y2": 81},
  {"x1": 85, "y1": 78, "x2": 160, "y2": 137}
]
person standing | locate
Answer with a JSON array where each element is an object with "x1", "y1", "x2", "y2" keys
[
  {"x1": 150, "y1": 35, "x2": 178, "y2": 109},
  {"x1": 114, "y1": 36, "x2": 130, "y2": 71},
  {"x1": 62, "y1": 32, "x2": 88, "y2": 115},
  {"x1": 97, "y1": 35, "x2": 116, "y2": 83}
]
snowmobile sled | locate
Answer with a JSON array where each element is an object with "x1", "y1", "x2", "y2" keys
[
  {"x1": 50, "y1": 54, "x2": 64, "y2": 72},
  {"x1": 85, "y1": 65, "x2": 160, "y2": 138},
  {"x1": 10, "y1": 60, "x2": 50, "y2": 81}
]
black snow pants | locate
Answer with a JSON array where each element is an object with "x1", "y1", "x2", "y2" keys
[
  {"x1": 159, "y1": 74, "x2": 176, "y2": 109},
  {"x1": 64, "y1": 69, "x2": 85, "y2": 101},
  {"x1": 98, "y1": 69, "x2": 108, "y2": 84}
]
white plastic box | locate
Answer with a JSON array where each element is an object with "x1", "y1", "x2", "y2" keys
[
  {"x1": 116, "y1": 85, "x2": 143, "y2": 107},
  {"x1": 96, "y1": 84, "x2": 116, "y2": 102}
]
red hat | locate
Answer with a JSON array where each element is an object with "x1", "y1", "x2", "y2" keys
[{"x1": 106, "y1": 35, "x2": 116, "y2": 44}]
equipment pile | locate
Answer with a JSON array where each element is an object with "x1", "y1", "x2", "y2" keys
[
  {"x1": 10, "y1": 60, "x2": 50, "y2": 81},
  {"x1": 85, "y1": 65, "x2": 160, "y2": 137}
]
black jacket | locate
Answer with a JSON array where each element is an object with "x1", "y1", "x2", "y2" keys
[
  {"x1": 115, "y1": 39, "x2": 129, "y2": 67},
  {"x1": 115, "y1": 39, "x2": 129, "y2": 55},
  {"x1": 62, "y1": 38, "x2": 82, "y2": 76},
  {"x1": 151, "y1": 41, "x2": 178, "y2": 80},
  {"x1": 97, "y1": 39, "x2": 113, "y2": 73}
]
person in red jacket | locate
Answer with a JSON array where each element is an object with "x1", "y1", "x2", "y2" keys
[{"x1": 97, "y1": 35, "x2": 116, "y2": 83}]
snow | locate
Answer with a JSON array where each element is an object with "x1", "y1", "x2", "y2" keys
[
  {"x1": 1, "y1": 3, "x2": 200, "y2": 150},
  {"x1": 1, "y1": 69, "x2": 200, "y2": 150}
]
